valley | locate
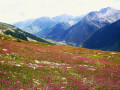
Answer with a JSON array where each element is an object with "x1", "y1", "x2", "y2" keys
[{"x1": 14, "y1": 7, "x2": 120, "y2": 52}]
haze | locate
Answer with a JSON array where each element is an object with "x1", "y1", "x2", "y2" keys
[{"x1": 0, "y1": 0, "x2": 120, "y2": 23}]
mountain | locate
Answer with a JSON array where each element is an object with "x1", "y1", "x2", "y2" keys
[
  {"x1": 14, "y1": 17, "x2": 57, "y2": 34},
  {"x1": 52, "y1": 14, "x2": 83, "y2": 25},
  {"x1": 0, "y1": 22, "x2": 50, "y2": 43},
  {"x1": 13, "y1": 19, "x2": 34, "y2": 28},
  {"x1": 63, "y1": 19, "x2": 100, "y2": 46},
  {"x1": 13, "y1": 7, "x2": 120, "y2": 47},
  {"x1": 82, "y1": 19, "x2": 120, "y2": 52},
  {"x1": 13, "y1": 14, "x2": 83, "y2": 34},
  {"x1": 64, "y1": 7, "x2": 120, "y2": 46},
  {"x1": 35, "y1": 22, "x2": 71, "y2": 41}
]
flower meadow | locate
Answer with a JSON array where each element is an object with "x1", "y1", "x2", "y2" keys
[{"x1": 0, "y1": 36, "x2": 120, "y2": 90}]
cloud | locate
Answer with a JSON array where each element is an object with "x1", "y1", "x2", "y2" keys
[{"x1": 0, "y1": 0, "x2": 120, "y2": 23}]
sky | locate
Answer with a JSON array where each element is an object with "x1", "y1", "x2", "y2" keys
[{"x1": 0, "y1": 0, "x2": 120, "y2": 23}]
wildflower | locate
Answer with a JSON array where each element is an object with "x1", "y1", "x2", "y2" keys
[
  {"x1": 16, "y1": 64, "x2": 21, "y2": 67},
  {"x1": 33, "y1": 67, "x2": 36, "y2": 69},
  {"x1": 55, "y1": 63, "x2": 60, "y2": 66},
  {"x1": 111, "y1": 52, "x2": 116, "y2": 55},
  {"x1": 20, "y1": 89, "x2": 23, "y2": 90},
  {"x1": 62, "y1": 81, "x2": 67, "y2": 84},
  {"x1": 51, "y1": 83, "x2": 54, "y2": 85},
  {"x1": 51, "y1": 66, "x2": 55, "y2": 68},
  {"x1": 83, "y1": 78, "x2": 87, "y2": 83},
  {"x1": 1, "y1": 37, "x2": 4, "y2": 40},
  {"x1": 33, "y1": 79, "x2": 40, "y2": 85},
  {"x1": 12, "y1": 74, "x2": 16, "y2": 77},
  {"x1": 84, "y1": 65, "x2": 88, "y2": 67},
  {"x1": 3, "y1": 72, "x2": 6, "y2": 74},
  {"x1": 1, "y1": 61, "x2": 4, "y2": 63},
  {"x1": 1, "y1": 78, "x2": 6, "y2": 84},
  {"x1": 41, "y1": 61, "x2": 51, "y2": 64},
  {"x1": 61, "y1": 87, "x2": 65, "y2": 89},
  {"x1": 62, "y1": 78, "x2": 66, "y2": 80},
  {"x1": 35, "y1": 60, "x2": 39, "y2": 63},
  {"x1": 67, "y1": 67, "x2": 71, "y2": 69},
  {"x1": 108, "y1": 56, "x2": 111, "y2": 58},
  {"x1": 12, "y1": 39, "x2": 16, "y2": 41},
  {"x1": 2, "y1": 49, "x2": 7, "y2": 51},
  {"x1": 88, "y1": 68, "x2": 96, "y2": 71}
]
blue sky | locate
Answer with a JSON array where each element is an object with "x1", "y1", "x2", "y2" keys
[{"x1": 0, "y1": 0, "x2": 120, "y2": 23}]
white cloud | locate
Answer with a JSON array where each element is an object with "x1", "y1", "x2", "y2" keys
[{"x1": 0, "y1": 0, "x2": 120, "y2": 23}]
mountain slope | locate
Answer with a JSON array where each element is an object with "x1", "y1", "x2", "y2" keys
[
  {"x1": 35, "y1": 22, "x2": 71, "y2": 41},
  {"x1": 64, "y1": 19, "x2": 100, "y2": 45},
  {"x1": 14, "y1": 17, "x2": 57, "y2": 34},
  {"x1": 0, "y1": 22, "x2": 50, "y2": 43},
  {"x1": 52, "y1": 14, "x2": 83, "y2": 25},
  {"x1": 64, "y1": 7, "x2": 120, "y2": 46},
  {"x1": 83, "y1": 19, "x2": 120, "y2": 52},
  {"x1": 14, "y1": 14, "x2": 83, "y2": 34}
]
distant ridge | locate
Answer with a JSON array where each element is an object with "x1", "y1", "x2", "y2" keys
[
  {"x1": 35, "y1": 22, "x2": 71, "y2": 41},
  {"x1": 83, "y1": 19, "x2": 120, "y2": 52},
  {"x1": 14, "y1": 14, "x2": 83, "y2": 34},
  {"x1": 13, "y1": 7, "x2": 120, "y2": 51},
  {"x1": 63, "y1": 7, "x2": 120, "y2": 46}
]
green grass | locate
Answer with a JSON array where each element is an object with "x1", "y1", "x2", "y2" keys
[{"x1": 0, "y1": 36, "x2": 120, "y2": 89}]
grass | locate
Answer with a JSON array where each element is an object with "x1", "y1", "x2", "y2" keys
[{"x1": 0, "y1": 34, "x2": 120, "y2": 89}]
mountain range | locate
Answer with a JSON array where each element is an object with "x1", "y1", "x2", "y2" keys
[
  {"x1": 13, "y1": 7, "x2": 120, "y2": 52},
  {"x1": 63, "y1": 7, "x2": 120, "y2": 45},
  {"x1": 14, "y1": 14, "x2": 84, "y2": 34},
  {"x1": 35, "y1": 22, "x2": 71, "y2": 41},
  {"x1": 82, "y1": 19, "x2": 120, "y2": 51},
  {"x1": 13, "y1": 17, "x2": 56, "y2": 34}
]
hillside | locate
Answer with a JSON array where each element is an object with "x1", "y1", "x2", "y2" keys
[
  {"x1": 83, "y1": 19, "x2": 120, "y2": 52},
  {"x1": 0, "y1": 22, "x2": 50, "y2": 44},
  {"x1": 64, "y1": 7, "x2": 120, "y2": 46},
  {"x1": 0, "y1": 34, "x2": 120, "y2": 89},
  {"x1": 35, "y1": 22, "x2": 71, "y2": 41}
]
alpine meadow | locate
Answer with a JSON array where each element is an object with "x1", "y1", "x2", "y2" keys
[{"x1": 0, "y1": 0, "x2": 120, "y2": 89}]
